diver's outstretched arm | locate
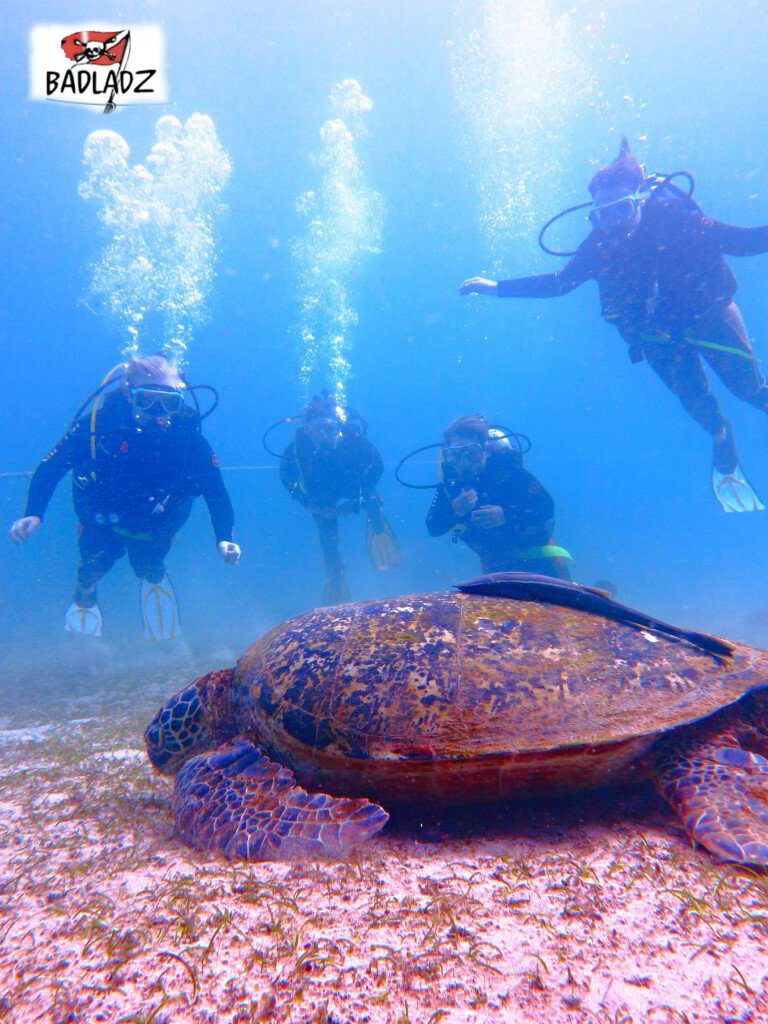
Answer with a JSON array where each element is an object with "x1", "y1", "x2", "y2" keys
[
  {"x1": 20, "y1": 420, "x2": 82, "y2": 528},
  {"x1": 459, "y1": 277, "x2": 499, "y2": 296},
  {"x1": 459, "y1": 271, "x2": 575, "y2": 298},
  {"x1": 460, "y1": 249, "x2": 591, "y2": 300},
  {"x1": 701, "y1": 217, "x2": 768, "y2": 258},
  {"x1": 195, "y1": 434, "x2": 236, "y2": 548}
]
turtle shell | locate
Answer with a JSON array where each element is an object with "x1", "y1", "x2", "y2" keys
[{"x1": 231, "y1": 592, "x2": 768, "y2": 805}]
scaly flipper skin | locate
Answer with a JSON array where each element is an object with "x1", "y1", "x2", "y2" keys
[
  {"x1": 652, "y1": 688, "x2": 768, "y2": 864},
  {"x1": 173, "y1": 740, "x2": 389, "y2": 861}
]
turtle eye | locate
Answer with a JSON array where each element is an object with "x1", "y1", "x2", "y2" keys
[{"x1": 146, "y1": 723, "x2": 162, "y2": 748}]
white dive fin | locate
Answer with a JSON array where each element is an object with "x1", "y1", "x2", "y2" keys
[
  {"x1": 140, "y1": 574, "x2": 181, "y2": 640},
  {"x1": 64, "y1": 601, "x2": 103, "y2": 637},
  {"x1": 712, "y1": 465, "x2": 766, "y2": 513}
]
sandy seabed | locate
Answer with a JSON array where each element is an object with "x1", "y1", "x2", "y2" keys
[{"x1": 0, "y1": 656, "x2": 766, "y2": 1024}]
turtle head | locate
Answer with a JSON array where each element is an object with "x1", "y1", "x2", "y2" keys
[{"x1": 144, "y1": 668, "x2": 236, "y2": 774}]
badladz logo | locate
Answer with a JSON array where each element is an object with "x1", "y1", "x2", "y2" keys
[{"x1": 29, "y1": 24, "x2": 168, "y2": 112}]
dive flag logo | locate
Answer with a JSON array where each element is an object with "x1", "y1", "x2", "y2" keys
[
  {"x1": 29, "y1": 24, "x2": 168, "y2": 111},
  {"x1": 60, "y1": 31, "x2": 131, "y2": 68}
]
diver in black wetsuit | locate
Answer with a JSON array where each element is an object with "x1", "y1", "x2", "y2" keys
[
  {"x1": 9, "y1": 356, "x2": 240, "y2": 638},
  {"x1": 280, "y1": 394, "x2": 399, "y2": 604},
  {"x1": 460, "y1": 137, "x2": 768, "y2": 513},
  {"x1": 426, "y1": 415, "x2": 571, "y2": 579}
]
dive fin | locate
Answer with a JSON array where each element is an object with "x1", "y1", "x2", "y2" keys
[
  {"x1": 712, "y1": 465, "x2": 765, "y2": 513},
  {"x1": 140, "y1": 573, "x2": 181, "y2": 640},
  {"x1": 173, "y1": 739, "x2": 389, "y2": 861},
  {"x1": 365, "y1": 511, "x2": 402, "y2": 570},
  {"x1": 64, "y1": 601, "x2": 103, "y2": 637}
]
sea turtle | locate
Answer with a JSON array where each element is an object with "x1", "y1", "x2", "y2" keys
[{"x1": 144, "y1": 573, "x2": 768, "y2": 864}]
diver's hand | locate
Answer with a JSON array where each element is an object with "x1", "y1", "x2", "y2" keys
[
  {"x1": 471, "y1": 505, "x2": 506, "y2": 529},
  {"x1": 9, "y1": 516, "x2": 41, "y2": 544},
  {"x1": 459, "y1": 277, "x2": 498, "y2": 297},
  {"x1": 451, "y1": 489, "x2": 478, "y2": 517},
  {"x1": 217, "y1": 541, "x2": 241, "y2": 565}
]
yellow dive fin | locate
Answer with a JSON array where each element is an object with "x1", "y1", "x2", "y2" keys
[
  {"x1": 365, "y1": 511, "x2": 402, "y2": 571},
  {"x1": 140, "y1": 574, "x2": 181, "y2": 640},
  {"x1": 64, "y1": 601, "x2": 103, "y2": 637}
]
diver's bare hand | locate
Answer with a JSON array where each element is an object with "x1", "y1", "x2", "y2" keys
[
  {"x1": 471, "y1": 505, "x2": 505, "y2": 529},
  {"x1": 451, "y1": 489, "x2": 478, "y2": 517},
  {"x1": 9, "y1": 516, "x2": 41, "y2": 544},
  {"x1": 459, "y1": 277, "x2": 499, "y2": 297},
  {"x1": 217, "y1": 540, "x2": 241, "y2": 565}
]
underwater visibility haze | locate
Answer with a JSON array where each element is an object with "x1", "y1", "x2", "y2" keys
[
  {"x1": 4, "y1": 0, "x2": 768, "y2": 663},
  {"x1": 5, "y1": 1, "x2": 768, "y2": 1020}
]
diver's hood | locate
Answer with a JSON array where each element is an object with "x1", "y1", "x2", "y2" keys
[{"x1": 588, "y1": 136, "x2": 645, "y2": 197}]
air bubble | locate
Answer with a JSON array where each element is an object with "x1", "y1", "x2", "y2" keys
[
  {"x1": 451, "y1": 1, "x2": 596, "y2": 266},
  {"x1": 292, "y1": 80, "x2": 383, "y2": 399},
  {"x1": 79, "y1": 114, "x2": 231, "y2": 365}
]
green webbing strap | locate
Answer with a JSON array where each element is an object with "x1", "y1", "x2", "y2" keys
[
  {"x1": 516, "y1": 544, "x2": 573, "y2": 560},
  {"x1": 639, "y1": 330, "x2": 757, "y2": 361},
  {"x1": 111, "y1": 525, "x2": 154, "y2": 541}
]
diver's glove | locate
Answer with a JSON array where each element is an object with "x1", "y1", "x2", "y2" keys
[
  {"x1": 712, "y1": 466, "x2": 765, "y2": 513},
  {"x1": 9, "y1": 516, "x2": 41, "y2": 544},
  {"x1": 217, "y1": 541, "x2": 241, "y2": 565}
]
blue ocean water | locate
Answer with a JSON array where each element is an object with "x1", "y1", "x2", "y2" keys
[{"x1": 3, "y1": 0, "x2": 768, "y2": 677}]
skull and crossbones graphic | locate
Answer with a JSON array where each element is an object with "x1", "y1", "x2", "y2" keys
[{"x1": 72, "y1": 36, "x2": 118, "y2": 63}]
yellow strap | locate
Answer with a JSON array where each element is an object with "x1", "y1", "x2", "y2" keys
[
  {"x1": 90, "y1": 363, "x2": 129, "y2": 460},
  {"x1": 639, "y1": 330, "x2": 757, "y2": 361},
  {"x1": 515, "y1": 544, "x2": 573, "y2": 560},
  {"x1": 111, "y1": 525, "x2": 153, "y2": 541},
  {"x1": 449, "y1": 528, "x2": 572, "y2": 560}
]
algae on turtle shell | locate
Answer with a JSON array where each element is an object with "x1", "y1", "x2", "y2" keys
[{"x1": 144, "y1": 574, "x2": 768, "y2": 865}]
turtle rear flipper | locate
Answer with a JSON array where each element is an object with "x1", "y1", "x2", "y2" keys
[
  {"x1": 173, "y1": 740, "x2": 389, "y2": 861},
  {"x1": 652, "y1": 703, "x2": 768, "y2": 864}
]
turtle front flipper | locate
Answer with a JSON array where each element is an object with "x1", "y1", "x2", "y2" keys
[
  {"x1": 651, "y1": 690, "x2": 768, "y2": 864},
  {"x1": 172, "y1": 740, "x2": 389, "y2": 861}
]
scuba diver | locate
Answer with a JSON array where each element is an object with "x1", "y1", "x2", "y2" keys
[
  {"x1": 9, "y1": 356, "x2": 240, "y2": 639},
  {"x1": 399, "y1": 414, "x2": 571, "y2": 578},
  {"x1": 460, "y1": 137, "x2": 768, "y2": 513},
  {"x1": 274, "y1": 392, "x2": 400, "y2": 604}
]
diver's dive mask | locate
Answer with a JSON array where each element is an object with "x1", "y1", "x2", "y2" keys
[
  {"x1": 130, "y1": 385, "x2": 185, "y2": 417},
  {"x1": 309, "y1": 414, "x2": 346, "y2": 449},
  {"x1": 442, "y1": 442, "x2": 485, "y2": 466},
  {"x1": 588, "y1": 192, "x2": 643, "y2": 231}
]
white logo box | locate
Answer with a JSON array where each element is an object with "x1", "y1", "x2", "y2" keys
[{"x1": 29, "y1": 24, "x2": 168, "y2": 106}]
